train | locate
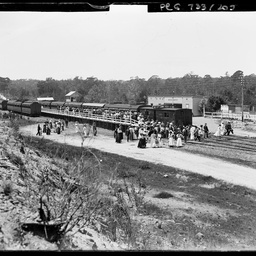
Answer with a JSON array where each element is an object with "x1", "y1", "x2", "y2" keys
[
  {"x1": 0, "y1": 99, "x2": 41, "y2": 117},
  {"x1": 0, "y1": 99, "x2": 192, "y2": 126}
]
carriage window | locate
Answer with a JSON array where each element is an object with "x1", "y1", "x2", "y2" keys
[{"x1": 164, "y1": 112, "x2": 169, "y2": 117}]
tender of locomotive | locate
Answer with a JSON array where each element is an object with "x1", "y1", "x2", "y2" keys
[{"x1": 139, "y1": 106, "x2": 192, "y2": 126}]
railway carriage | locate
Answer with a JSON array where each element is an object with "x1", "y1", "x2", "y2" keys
[
  {"x1": 21, "y1": 101, "x2": 41, "y2": 117},
  {"x1": 103, "y1": 103, "x2": 144, "y2": 112},
  {"x1": 40, "y1": 101, "x2": 52, "y2": 109},
  {"x1": 50, "y1": 101, "x2": 66, "y2": 109},
  {"x1": 7, "y1": 100, "x2": 23, "y2": 113},
  {"x1": 82, "y1": 103, "x2": 105, "y2": 114}
]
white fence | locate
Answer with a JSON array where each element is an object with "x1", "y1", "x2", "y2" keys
[{"x1": 204, "y1": 111, "x2": 256, "y2": 122}]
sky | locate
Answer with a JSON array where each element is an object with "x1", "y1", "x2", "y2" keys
[{"x1": 0, "y1": 5, "x2": 256, "y2": 81}]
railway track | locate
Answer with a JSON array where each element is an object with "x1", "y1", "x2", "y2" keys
[{"x1": 186, "y1": 135, "x2": 256, "y2": 154}]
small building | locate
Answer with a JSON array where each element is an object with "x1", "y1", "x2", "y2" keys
[
  {"x1": 147, "y1": 95, "x2": 204, "y2": 116},
  {"x1": 65, "y1": 91, "x2": 80, "y2": 102},
  {"x1": 221, "y1": 104, "x2": 250, "y2": 113}
]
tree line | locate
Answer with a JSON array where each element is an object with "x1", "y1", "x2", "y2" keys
[{"x1": 1, "y1": 70, "x2": 256, "y2": 112}]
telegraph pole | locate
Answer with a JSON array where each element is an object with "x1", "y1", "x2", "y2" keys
[{"x1": 240, "y1": 71, "x2": 244, "y2": 122}]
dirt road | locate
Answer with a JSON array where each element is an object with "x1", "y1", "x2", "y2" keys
[{"x1": 20, "y1": 123, "x2": 256, "y2": 191}]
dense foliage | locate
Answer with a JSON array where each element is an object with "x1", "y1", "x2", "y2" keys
[{"x1": 1, "y1": 71, "x2": 256, "y2": 111}]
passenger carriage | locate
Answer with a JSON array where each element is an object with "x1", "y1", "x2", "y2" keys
[{"x1": 21, "y1": 101, "x2": 41, "y2": 117}]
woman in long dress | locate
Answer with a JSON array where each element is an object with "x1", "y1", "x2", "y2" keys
[
  {"x1": 190, "y1": 125, "x2": 195, "y2": 140},
  {"x1": 220, "y1": 122, "x2": 225, "y2": 135},
  {"x1": 138, "y1": 133, "x2": 147, "y2": 148},
  {"x1": 129, "y1": 126, "x2": 134, "y2": 141},
  {"x1": 150, "y1": 130, "x2": 157, "y2": 148},
  {"x1": 214, "y1": 124, "x2": 222, "y2": 137},
  {"x1": 176, "y1": 133, "x2": 183, "y2": 147},
  {"x1": 158, "y1": 133, "x2": 163, "y2": 147},
  {"x1": 116, "y1": 126, "x2": 123, "y2": 143},
  {"x1": 168, "y1": 131, "x2": 176, "y2": 147}
]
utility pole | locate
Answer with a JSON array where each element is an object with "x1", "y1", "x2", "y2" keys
[{"x1": 240, "y1": 71, "x2": 244, "y2": 122}]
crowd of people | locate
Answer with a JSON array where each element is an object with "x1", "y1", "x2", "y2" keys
[
  {"x1": 35, "y1": 114, "x2": 234, "y2": 150},
  {"x1": 213, "y1": 121, "x2": 234, "y2": 137},
  {"x1": 36, "y1": 118, "x2": 68, "y2": 136},
  {"x1": 113, "y1": 121, "x2": 211, "y2": 149},
  {"x1": 36, "y1": 118, "x2": 98, "y2": 141},
  {"x1": 56, "y1": 106, "x2": 140, "y2": 123},
  {"x1": 114, "y1": 120, "x2": 235, "y2": 149}
]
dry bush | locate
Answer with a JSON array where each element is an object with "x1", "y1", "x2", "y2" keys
[
  {"x1": 102, "y1": 164, "x2": 148, "y2": 247},
  {"x1": 16, "y1": 143, "x2": 105, "y2": 243},
  {"x1": 2, "y1": 179, "x2": 13, "y2": 196}
]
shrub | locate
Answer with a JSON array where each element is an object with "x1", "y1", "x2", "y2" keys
[
  {"x1": 153, "y1": 191, "x2": 174, "y2": 199},
  {"x1": 2, "y1": 179, "x2": 13, "y2": 196}
]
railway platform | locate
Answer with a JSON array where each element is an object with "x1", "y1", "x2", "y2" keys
[{"x1": 41, "y1": 108, "x2": 139, "y2": 131}]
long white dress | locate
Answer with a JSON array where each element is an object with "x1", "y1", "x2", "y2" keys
[
  {"x1": 150, "y1": 133, "x2": 156, "y2": 148},
  {"x1": 176, "y1": 134, "x2": 182, "y2": 147},
  {"x1": 214, "y1": 126, "x2": 221, "y2": 137},
  {"x1": 220, "y1": 123, "x2": 225, "y2": 135},
  {"x1": 157, "y1": 133, "x2": 163, "y2": 147},
  {"x1": 190, "y1": 126, "x2": 195, "y2": 140},
  {"x1": 168, "y1": 134, "x2": 175, "y2": 147}
]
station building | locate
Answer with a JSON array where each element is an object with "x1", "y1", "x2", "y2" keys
[
  {"x1": 65, "y1": 91, "x2": 81, "y2": 102},
  {"x1": 147, "y1": 95, "x2": 204, "y2": 116}
]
